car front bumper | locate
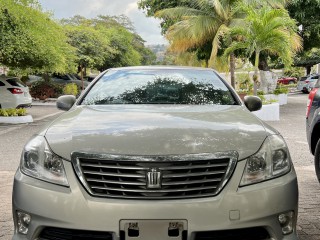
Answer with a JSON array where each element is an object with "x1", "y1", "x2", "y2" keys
[{"x1": 12, "y1": 160, "x2": 299, "y2": 240}]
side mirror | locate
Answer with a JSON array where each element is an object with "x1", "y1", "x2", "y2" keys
[
  {"x1": 56, "y1": 95, "x2": 76, "y2": 111},
  {"x1": 244, "y1": 95, "x2": 262, "y2": 112}
]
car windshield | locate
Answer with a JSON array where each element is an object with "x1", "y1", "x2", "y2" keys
[{"x1": 81, "y1": 69, "x2": 237, "y2": 105}]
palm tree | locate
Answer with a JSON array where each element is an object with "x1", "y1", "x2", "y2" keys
[
  {"x1": 155, "y1": 0, "x2": 289, "y2": 88},
  {"x1": 224, "y1": 3, "x2": 302, "y2": 94},
  {"x1": 156, "y1": 0, "x2": 237, "y2": 86}
]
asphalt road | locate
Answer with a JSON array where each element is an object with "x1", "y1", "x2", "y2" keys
[{"x1": 0, "y1": 95, "x2": 320, "y2": 240}]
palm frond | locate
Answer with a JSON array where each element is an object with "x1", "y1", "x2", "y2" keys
[{"x1": 155, "y1": 7, "x2": 207, "y2": 19}]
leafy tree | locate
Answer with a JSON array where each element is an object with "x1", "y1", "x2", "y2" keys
[
  {"x1": 63, "y1": 15, "x2": 155, "y2": 73},
  {"x1": 0, "y1": 0, "x2": 75, "y2": 73},
  {"x1": 138, "y1": 0, "x2": 192, "y2": 34},
  {"x1": 287, "y1": 0, "x2": 320, "y2": 51},
  {"x1": 287, "y1": 0, "x2": 320, "y2": 73},
  {"x1": 140, "y1": 0, "x2": 289, "y2": 88},
  {"x1": 224, "y1": 4, "x2": 302, "y2": 94},
  {"x1": 64, "y1": 22, "x2": 114, "y2": 78},
  {"x1": 95, "y1": 24, "x2": 141, "y2": 70},
  {"x1": 132, "y1": 34, "x2": 157, "y2": 65}
]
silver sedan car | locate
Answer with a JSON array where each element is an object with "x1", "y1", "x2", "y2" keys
[{"x1": 12, "y1": 66, "x2": 298, "y2": 240}]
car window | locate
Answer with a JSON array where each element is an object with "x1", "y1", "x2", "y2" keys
[
  {"x1": 0, "y1": 80, "x2": 5, "y2": 86},
  {"x1": 315, "y1": 79, "x2": 320, "y2": 88},
  {"x1": 6, "y1": 78, "x2": 26, "y2": 87},
  {"x1": 81, "y1": 69, "x2": 237, "y2": 105},
  {"x1": 312, "y1": 76, "x2": 319, "y2": 80}
]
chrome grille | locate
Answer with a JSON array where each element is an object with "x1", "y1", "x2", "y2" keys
[{"x1": 71, "y1": 152, "x2": 238, "y2": 200}]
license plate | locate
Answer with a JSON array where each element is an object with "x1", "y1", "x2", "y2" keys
[{"x1": 120, "y1": 220, "x2": 187, "y2": 240}]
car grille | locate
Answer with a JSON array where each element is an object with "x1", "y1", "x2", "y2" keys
[{"x1": 71, "y1": 152, "x2": 237, "y2": 200}]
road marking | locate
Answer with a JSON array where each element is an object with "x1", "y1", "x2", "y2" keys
[{"x1": 295, "y1": 141, "x2": 308, "y2": 145}]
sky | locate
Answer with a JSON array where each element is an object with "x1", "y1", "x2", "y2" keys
[{"x1": 38, "y1": 0, "x2": 167, "y2": 45}]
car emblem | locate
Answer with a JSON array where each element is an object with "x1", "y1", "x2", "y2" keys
[{"x1": 146, "y1": 168, "x2": 162, "y2": 189}]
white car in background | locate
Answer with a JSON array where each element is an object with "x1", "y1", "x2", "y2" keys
[
  {"x1": 0, "y1": 76, "x2": 32, "y2": 109},
  {"x1": 297, "y1": 74, "x2": 319, "y2": 93}
]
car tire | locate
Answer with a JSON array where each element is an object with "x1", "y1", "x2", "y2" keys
[{"x1": 314, "y1": 138, "x2": 320, "y2": 182}]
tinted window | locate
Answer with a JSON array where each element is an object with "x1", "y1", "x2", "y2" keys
[
  {"x1": 6, "y1": 78, "x2": 26, "y2": 87},
  {"x1": 0, "y1": 81, "x2": 5, "y2": 86},
  {"x1": 53, "y1": 74, "x2": 70, "y2": 80},
  {"x1": 81, "y1": 69, "x2": 237, "y2": 105}
]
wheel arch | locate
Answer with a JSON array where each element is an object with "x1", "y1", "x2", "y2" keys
[{"x1": 311, "y1": 123, "x2": 320, "y2": 154}]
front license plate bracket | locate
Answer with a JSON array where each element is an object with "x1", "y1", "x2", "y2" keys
[{"x1": 120, "y1": 220, "x2": 188, "y2": 240}]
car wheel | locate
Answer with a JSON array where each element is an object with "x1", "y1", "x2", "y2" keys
[{"x1": 314, "y1": 139, "x2": 320, "y2": 182}]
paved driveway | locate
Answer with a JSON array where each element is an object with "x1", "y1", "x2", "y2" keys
[
  {"x1": 267, "y1": 94, "x2": 320, "y2": 240},
  {"x1": 0, "y1": 95, "x2": 320, "y2": 240}
]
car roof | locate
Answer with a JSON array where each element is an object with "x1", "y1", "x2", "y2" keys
[
  {"x1": 108, "y1": 66, "x2": 217, "y2": 72},
  {"x1": 0, "y1": 75, "x2": 19, "y2": 81}
]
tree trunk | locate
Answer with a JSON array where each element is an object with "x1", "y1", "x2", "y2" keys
[
  {"x1": 253, "y1": 51, "x2": 260, "y2": 96},
  {"x1": 230, "y1": 52, "x2": 236, "y2": 88},
  {"x1": 306, "y1": 66, "x2": 312, "y2": 75},
  {"x1": 80, "y1": 65, "x2": 84, "y2": 91}
]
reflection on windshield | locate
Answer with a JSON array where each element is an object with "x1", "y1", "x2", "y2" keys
[{"x1": 82, "y1": 69, "x2": 237, "y2": 105}]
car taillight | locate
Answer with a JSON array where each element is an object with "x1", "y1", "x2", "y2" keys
[
  {"x1": 307, "y1": 88, "x2": 318, "y2": 118},
  {"x1": 7, "y1": 88, "x2": 23, "y2": 94}
]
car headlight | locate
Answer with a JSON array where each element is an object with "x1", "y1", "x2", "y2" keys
[
  {"x1": 20, "y1": 135, "x2": 69, "y2": 186},
  {"x1": 240, "y1": 134, "x2": 291, "y2": 186}
]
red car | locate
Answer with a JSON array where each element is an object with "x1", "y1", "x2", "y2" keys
[{"x1": 277, "y1": 77, "x2": 297, "y2": 85}]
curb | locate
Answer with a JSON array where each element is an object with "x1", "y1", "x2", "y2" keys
[{"x1": 0, "y1": 115, "x2": 33, "y2": 124}]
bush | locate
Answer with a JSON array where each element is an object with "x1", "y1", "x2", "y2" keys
[
  {"x1": 63, "y1": 83, "x2": 78, "y2": 96},
  {"x1": 236, "y1": 73, "x2": 251, "y2": 90},
  {"x1": 0, "y1": 108, "x2": 27, "y2": 117},
  {"x1": 30, "y1": 80, "x2": 63, "y2": 100},
  {"x1": 283, "y1": 67, "x2": 304, "y2": 79},
  {"x1": 273, "y1": 86, "x2": 289, "y2": 95}
]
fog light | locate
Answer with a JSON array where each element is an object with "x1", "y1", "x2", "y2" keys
[
  {"x1": 278, "y1": 211, "x2": 294, "y2": 235},
  {"x1": 17, "y1": 211, "x2": 31, "y2": 235}
]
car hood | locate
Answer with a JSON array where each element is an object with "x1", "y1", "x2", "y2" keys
[{"x1": 45, "y1": 105, "x2": 274, "y2": 161}]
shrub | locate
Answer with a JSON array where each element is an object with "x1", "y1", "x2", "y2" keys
[
  {"x1": 63, "y1": 83, "x2": 78, "y2": 96},
  {"x1": 236, "y1": 73, "x2": 251, "y2": 90},
  {"x1": 273, "y1": 86, "x2": 289, "y2": 95},
  {"x1": 16, "y1": 108, "x2": 27, "y2": 116},
  {"x1": 0, "y1": 109, "x2": 9, "y2": 117},
  {"x1": 30, "y1": 80, "x2": 63, "y2": 100},
  {"x1": 5, "y1": 109, "x2": 18, "y2": 116},
  {"x1": 0, "y1": 108, "x2": 27, "y2": 117}
]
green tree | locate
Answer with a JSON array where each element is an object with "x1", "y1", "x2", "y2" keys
[
  {"x1": 63, "y1": 15, "x2": 155, "y2": 73},
  {"x1": 64, "y1": 21, "x2": 114, "y2": 79},
  {"x1": 142, "y1": 0, "x2": 288, "y2": 88},
  {"x1": 155, "y1": 0, "x2": 239, "y2": 87},
  {"x1": 287, "y1": 0, "x2": 320, "y2": 74},
  {"x1": 0, "y1": 0, "x2": 74, "y2": 73},
  {"x1": 224, "y1": 4, "x2": 302, "y2": 94}
]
